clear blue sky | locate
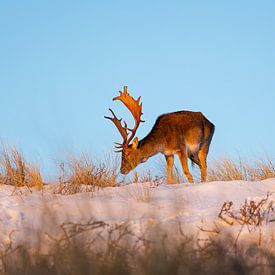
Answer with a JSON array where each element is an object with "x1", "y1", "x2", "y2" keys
[{"x1": 0, "y1": 1, "x2": 274, "y2": 178}]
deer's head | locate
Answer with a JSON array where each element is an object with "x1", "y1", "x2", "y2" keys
[{"x1": 105, "y1": 86, "x2": 144, "y2": 174}]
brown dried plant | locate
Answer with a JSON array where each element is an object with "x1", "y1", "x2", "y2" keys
[
  {"x1": 1, "y1": 218, "x2": 275, "y2": 275},
  {"x1": 0, "y1": 146, "x2": 43, "y2": 188},
  {"x1": 218, "y1": 193, "x2": 274, "y2": 228},
  {"x1": 208, "y1": 156, "x2": 275, "y2": 182},
  {"x1": 56, "y1": 154, "x2": 119, "y2": 195}
]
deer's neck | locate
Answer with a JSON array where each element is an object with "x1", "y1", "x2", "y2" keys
[{"x1": 137, "y1": 132, "x2": 161, "y2": 160}]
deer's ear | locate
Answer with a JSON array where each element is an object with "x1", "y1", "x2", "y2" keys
[{"x1": 132, "y1": 137, "x2": 139, "y2": 150}]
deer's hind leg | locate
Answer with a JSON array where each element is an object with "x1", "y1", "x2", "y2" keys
[
  {"x1": 165, "y1": 155, "x2": 174, "y2": 184},
  {"x1": 189, "y1": 154, "x2": 201, "y2": 167},
  {"x1": 177, "y1": 150, "x2": 194, "y2": 183},
  {"x1": 197, "y1": 143, "x2": 209, "y2": 182}
]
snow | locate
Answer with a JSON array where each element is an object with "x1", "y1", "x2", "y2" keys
[{"x1": 0, "y1": 179, "x2": 275, "y2": 253}]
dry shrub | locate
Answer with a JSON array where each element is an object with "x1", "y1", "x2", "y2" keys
[
  {"x1": 219, "y1": 194, "x2": 274, "y2": 228},
  {"x1": 56, "y1": 154, "x2": 118, "y2": 195},
  {"x1": 1, "y1": 218, "x2": 275, "y2": 275},
  {"x1": 0, "y1": 146, "x2": 43, "y2": 188},
  {"x1": 208, "y1": 156, "x2": 275, "y2": 182}
]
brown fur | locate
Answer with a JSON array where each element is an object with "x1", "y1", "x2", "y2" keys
[{"x1": 120, "y1": 111, "x2": 215, "y2": 183}]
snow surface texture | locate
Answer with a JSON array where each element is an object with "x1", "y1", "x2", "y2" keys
[{"x1": 0, "y1": 179, "x2": 275, "y2": 253}]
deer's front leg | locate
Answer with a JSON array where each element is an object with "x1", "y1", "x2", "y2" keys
[{"x1": 165, "y1": 155, "x2": 174, "y2": 184}]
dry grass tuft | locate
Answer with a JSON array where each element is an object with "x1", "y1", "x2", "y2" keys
[
  {"x1": 156, "y1": 155, "x2": 275, "y2": 183},
  {"x1": 56, "y1": 154, "x2": 118, "y2": 194},
  {"x1": 0, "y1": 146, "x2": 43, "y2": 188},
  {"x1": 123, "y1": 182, "x2": 151, "y2": 202},
  {"x1": 133, "y1": 170, "x2": 163, "y2": 185},
  {"x1": 1, "y1": 144, "x2": 274, "y2": 191},
  {"x1": 208, "y1": 156, "x2": 275, "y2": 182}
]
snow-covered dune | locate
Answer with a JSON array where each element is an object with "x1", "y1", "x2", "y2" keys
[{"x1": 0, "y1": 179, "x2": 275, "y2": 251}]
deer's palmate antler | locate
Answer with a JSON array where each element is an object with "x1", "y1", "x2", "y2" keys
[{"x1": 104, "y1": 86, "x2": 144, "y2": 152}]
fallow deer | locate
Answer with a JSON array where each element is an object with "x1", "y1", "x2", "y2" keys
[{"x1": 105, "y1": 86, "x2": 215, "y2": 183}]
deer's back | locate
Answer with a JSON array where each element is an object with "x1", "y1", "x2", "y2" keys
[{"x1": 140, "y1": 111, "x2": 214, "y2": 152}]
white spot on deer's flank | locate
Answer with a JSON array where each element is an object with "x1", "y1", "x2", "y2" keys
[{"x1": 187, "y1": 143, "x2": 199, "y2": 154}]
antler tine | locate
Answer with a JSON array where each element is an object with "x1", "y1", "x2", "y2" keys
[
  {"x1": 113, "y1": 86, "x2": 145, "y2": 145},
  {"x1": 115, "y1": 142, "x2": 123, "y2": 149},
  {"x1": 104, "y1": 108, "x2": 128, "y2": 147}
]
